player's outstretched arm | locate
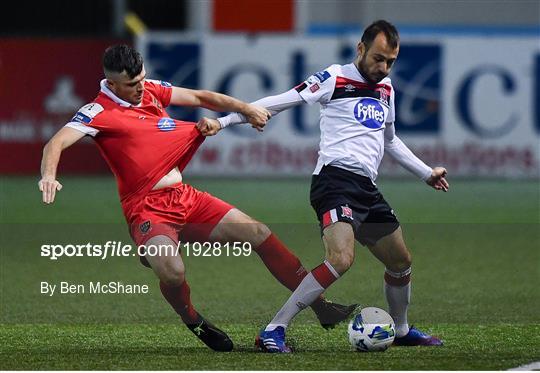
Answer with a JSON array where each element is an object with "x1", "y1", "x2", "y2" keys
[
  {"x1": 39, "y1": 127, "x2": 86, "y2": 204},
  {"x1": 215, "y1": 89, "x2": 306, "y2": 133},
  {"x1": 384, "y1": 123, "x2": 449, "y2": 192},
  {"x1": 169, "y1": 86, "x2": 270, "y2": 128}
]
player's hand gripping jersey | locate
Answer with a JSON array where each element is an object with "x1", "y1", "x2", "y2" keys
[
  {"x1": 65, "y1": 80, "x2": 205, "y2": 213},
  {"x1": 295, "y1": 63, "x2": 395, "y2": 181}
]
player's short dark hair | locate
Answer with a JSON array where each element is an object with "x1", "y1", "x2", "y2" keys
[
  {"x1": 102, "y1": 44, "x2": 143, "y2": 79},
  {"x1": 361, "y1": 20, "x2": 399, "y2": 51}
]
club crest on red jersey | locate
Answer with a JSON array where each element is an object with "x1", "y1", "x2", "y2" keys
[
  {"x1": 152, "y1": 97, "x2": 162, "y2": 110},
  {"x1": 140, "y1": 220, "x2": 151, "y2": 234}
]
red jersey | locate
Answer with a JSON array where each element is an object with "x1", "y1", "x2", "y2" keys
[{"x1": 65, "y1": 79, "x2": 205, "y2": 215}]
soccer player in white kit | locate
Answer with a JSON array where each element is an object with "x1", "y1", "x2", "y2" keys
[{"x1": 198, "y1": 20, "x2": 448, "y2": 352}]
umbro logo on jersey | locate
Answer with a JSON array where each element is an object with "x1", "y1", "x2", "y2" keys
[
  {"x1": 354, "y1": 98, "x2": 386, "y2": 129},
  {"x1": 344, "y1": 84, "x2": 355, "y2": 92}
]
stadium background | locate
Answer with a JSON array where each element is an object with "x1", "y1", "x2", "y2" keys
[{"x1": 1, "y1": 0, "x2": 539, "y2": 370}]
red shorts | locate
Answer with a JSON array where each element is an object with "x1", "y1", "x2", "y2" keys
[{"x1": 126, "y1": 182, "x2": 234, "y2": 247}]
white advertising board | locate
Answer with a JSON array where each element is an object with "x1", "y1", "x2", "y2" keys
[{"x1": 140, "y1": 34, "x2": 540, "y2": 178}]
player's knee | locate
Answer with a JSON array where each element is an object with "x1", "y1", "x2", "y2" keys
[
  {"x1": 327, "y1": 248, "x2": 354, "y2": 274},
  {"x1": 160, "y1": 271, "x2": 185, "y2": 287},
  {"x1": 252, "y1": 222, "x2": 271, "y2": 241},
  {"x1": 402, "y1": 252, "x2": 412, "y2": 269},
  {"x1": 388, "y1": 251, "x2": 412, "y2": 273},
  {"x1": 239, "y1": 219, "x2": 270, "y2": 244},
  {"x1": 224, "y1": 211, "x2": 271, "y2": 243},
  {"x1": 159, "y1": 264, "x2": 185, "y2": 287}
]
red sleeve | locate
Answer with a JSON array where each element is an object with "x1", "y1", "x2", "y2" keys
[{"x1": 145, "y1": 80, "x2": 173, "y2": 108}]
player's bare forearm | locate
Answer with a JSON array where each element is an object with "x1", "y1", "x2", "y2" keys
[
  {"x1": 40, "y1": 140, "x2": 62, "y2": 179},
  {"x1": 196, "y1": 90, "x2": 270, "y2": 127},
  {"x1": 195, "y1": 90, "x2": 247, "y2": 113},
  {"x1": 39, "y1": 127, "x2": 85, "y2": 203},
  {"x1": 170, "y1": 87, "x2": 269, "y2": 127},
  {"x1": 39, "y1": 140, "x2": 64, "y2": 204}
]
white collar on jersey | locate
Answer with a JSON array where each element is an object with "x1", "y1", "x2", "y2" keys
[{"x1": 99, "y1": 79, "x2": 142, "y2": 107}]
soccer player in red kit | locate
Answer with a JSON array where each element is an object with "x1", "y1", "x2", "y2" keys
[{"x1": 39, "y1": 45, "x2": 356, "y2": 352}]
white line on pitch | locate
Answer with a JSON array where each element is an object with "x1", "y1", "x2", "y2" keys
[{"x1": 508, "y1": 361, "x2": 540, "y2": 371}]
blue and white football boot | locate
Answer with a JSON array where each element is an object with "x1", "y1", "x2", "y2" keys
[{"x1": 255, "y1": 326, "x2": 292, "y2": 353}]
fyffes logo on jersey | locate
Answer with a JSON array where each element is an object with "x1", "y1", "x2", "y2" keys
[
  {"x1": 354, "y1": 98, "x2": 386, "y2": 129},
  {"x1": 157, "y1": 117, "x2": 175, "y2": 131}
]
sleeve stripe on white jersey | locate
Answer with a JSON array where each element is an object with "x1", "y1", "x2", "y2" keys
[{"x1": 64, "y1": 122, "x2": 99, "y2": 137}]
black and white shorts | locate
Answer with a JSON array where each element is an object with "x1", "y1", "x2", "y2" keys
[{"x1": 310, "y1": 165, "x2": 400, "y2": 246}]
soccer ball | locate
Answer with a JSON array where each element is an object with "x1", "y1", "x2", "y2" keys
[{"x1": 347, "y1": 307, "x2": 395, "y2": 352}]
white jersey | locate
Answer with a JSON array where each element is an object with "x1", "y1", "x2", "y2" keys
[{"x1": 296, "y1": 63, "x2": 395, "y2": 181}]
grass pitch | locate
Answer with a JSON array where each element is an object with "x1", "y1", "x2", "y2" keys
[{"x1": 1, "y1": 176, "x2": 539, "y2": 370}]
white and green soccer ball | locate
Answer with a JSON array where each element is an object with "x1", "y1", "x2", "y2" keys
[{"x1": 347, "y1": 307, "x2": 396, "y2": 352}]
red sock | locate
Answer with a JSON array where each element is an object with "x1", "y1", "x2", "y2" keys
[
  {"x1": 312, "y1": 261, "x2": 340, "y2": 288},
  {"x1": 255, "y1": 233, "x2": 308, "y2": 291},
  {"x1": 309, "y1": 261, "x2": 340, "y2": 315},
  {"x1": 159, "y1": 281, "x2": 199, "y2": 324},
  {"x1": 384, "y1": 272, "x2": 411, "y2": 286}
]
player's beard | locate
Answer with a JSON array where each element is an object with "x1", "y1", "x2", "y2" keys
[{"x1": 357, "y1": 55, "x2": 386, "y2": 84}]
